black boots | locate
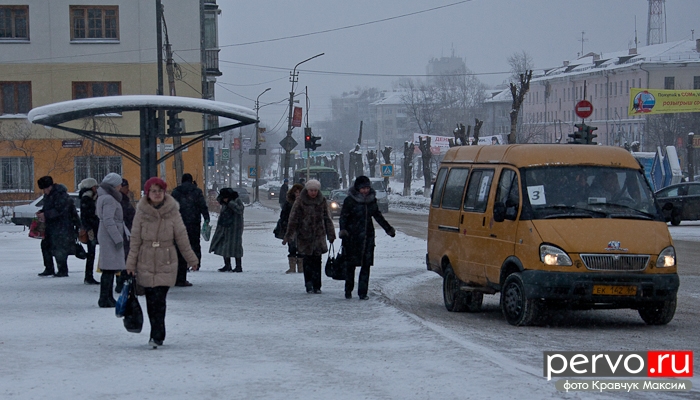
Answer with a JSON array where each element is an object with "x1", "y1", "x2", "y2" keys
[
  {"x1": 232, "y1": 257, "x2": 242, "y2": 273},
  {"x1": 38, "y1": 266, "x2": 55, "y2": 277},
  {"x1": 98, "y1": 271, "x2": 117, "y2": 308},
  {"x1": 218, "y1": 257, "x2": 232, "y2": 272},
  {"x1": 114, "y1": 271, "x2": 126, "y2": 293}
]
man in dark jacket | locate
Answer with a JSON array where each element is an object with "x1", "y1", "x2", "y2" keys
[
  {"x1": 172, "y1": 173, "x2": 210, "y2": 285},
  {"x1": 339, "y1": 175, "x2": 395, "y2": 300},
  {"x1": 115, "y1": 178, "x2": 136, "y2": 293},
  {"x1": 79, "y1": 178, "x2": 100, "y2": 284},
  {"x1": 37, "y1": 176, "x2": 77, "y2": 277},
  {"x1": 278, "y1": 178, "x2": 289, "y2": 209}
]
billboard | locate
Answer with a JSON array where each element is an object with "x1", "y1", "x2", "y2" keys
[{"x1": 629, "y1": 88, "x2": 700, "y2": 115}]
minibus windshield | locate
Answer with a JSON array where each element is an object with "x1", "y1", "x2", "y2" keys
[{"x1": 522, "y1": 166, "x2": 662, "y2": 220}]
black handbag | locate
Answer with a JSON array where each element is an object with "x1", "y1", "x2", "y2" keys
[
  {"x1": 122, "y1": 280, "x2": 144, "y2": 333},
  {"x1": 273, "y1": 218, "x2": 285, "y2": 240},
  {"x1": 73, "y1": 240, "x2": 87, "y2": 260},
  {"x1": 325, "y1": 243, "x2": 346, "y2": 281}
]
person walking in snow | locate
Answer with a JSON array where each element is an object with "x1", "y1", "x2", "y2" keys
[
  {"x1": 279, "y1": 178, "x2": 289, "y2": 209},
  {"x1": 114, "y1": 178, "x2": 136, "y2": 294},
  {"x1": 78, "y1": 178, "x2": 100, "y2": 285},
  {"x1": 126, "y1": 177, "x2": 199, "y2": 348},
  {"x1": 279, "y1": 183, "x2": 304, "y2": 274},
  {"x1": 171, "y1": 173, "x2": 209, "y2": 285},
  {"x1": 95, "y1": 173, "x2": 126, "y2": 308},
  {"x1": 210, "y1": 187, "x2": 245, "y2": 272},
  {"x1": 36, "y1": 176, "x2": 76, "y2": 278},
  {"x1": 339, "y1": 176, "x2": 395, "y2": 300},
  {"x1": 283, "y1": 179, "x2": 336, "y2": 294}
]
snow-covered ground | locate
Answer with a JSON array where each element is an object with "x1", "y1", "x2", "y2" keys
[{"x1": 1, "y1": 205, "x2": 698, "y2": 399}]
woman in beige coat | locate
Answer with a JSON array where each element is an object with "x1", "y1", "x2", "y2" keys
[{"x1": 126, "y1": 177, "x2": 199, "y2": 348}]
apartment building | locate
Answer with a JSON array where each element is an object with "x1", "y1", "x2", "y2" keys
[{"x1": 0, "y1": 1, "x2": 220, "y2": 197}]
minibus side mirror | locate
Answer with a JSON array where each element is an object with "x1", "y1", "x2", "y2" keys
[{"x1": 493, "y1": 202, "x2": 506, "y2": 222}]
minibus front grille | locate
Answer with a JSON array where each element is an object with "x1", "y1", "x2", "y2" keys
[{"x1": 580, "y1": 254, "x2": 649, "y2": 272}]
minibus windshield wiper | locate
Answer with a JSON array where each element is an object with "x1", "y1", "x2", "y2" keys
[{"x1": 538, "y1": 205, "x2": 606, "y2": 219}]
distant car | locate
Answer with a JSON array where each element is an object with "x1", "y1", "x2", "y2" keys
[
  {"x1": 328, "y1": 189, "x2": 348, "y2": 217},
  {"x1": 369, "y1": 178, "x2": 390, "y2": 213},
  {"x1": 655, "y1": 182, "x2": 700, "y2": 225},
  {"x1": 232, "y1": 187, "x2": 251, "y2": 204},
  {"x1": 267, "y1": 185, "x2": 281, "y2": 200},
  {"x1": 12, "y1": 192, "x2": 81, "y2": 226}
]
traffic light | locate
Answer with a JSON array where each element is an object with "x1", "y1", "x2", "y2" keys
[
  {"x1": 166, "y1": 110, "x2": 182, "y2": 135},
  {"x1": 585, "y1": 125, "x2": 598, "y2": 144},
  {"x1": 304, "y1": 127, "x2": 312, "y2": 149},
  {"x1": 309, "y1": 135, "x2": 321, "y2": 151},
  {"x1": 569, "y1": 124, "x2": 585, "y2": 144}
]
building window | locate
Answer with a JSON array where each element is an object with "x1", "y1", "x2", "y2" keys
[
  {"x1": 664, "y1": 77, "x2": 675, "y2": 90},
  {"x1": 72, "y1": 81, "x2": 121, "y2": 99},
  {"x1": 1, "y1": 157, "x2": 33, "y2": 192},
  {"x1": 0, "y1": 82, "x2": 31, "y2": 114},
  {"x1": 70, "y1": 6, "x2": 118, "y2": 41},
  {"x1": 74, "y1": 156, "x2": 122, "y2": 188},
  {"x1": 0, "y1": 5, "x2": 28, "y2": 40},
  {"x1": 694, "y1": 76, "x2": 700, "y2": 90}
]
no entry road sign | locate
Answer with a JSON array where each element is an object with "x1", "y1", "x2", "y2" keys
[{"x1": 575, "y1": 100, "x2": 593, "y2": 119}]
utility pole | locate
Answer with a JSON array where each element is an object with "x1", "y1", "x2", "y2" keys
[
  {"x1": 254, "y1": 88, "x2": 271, "y2": 203},
  {"x1": 282, "y1": 53, "x2": 324, "y2": 182},
  {"x1": 161, "y1": 7, "x2": 183, "y2": 184},
  {"x1": 238, "y1": 127, "x2": 243, "y2": 187},
  {"x1": 156, "y1": 0, "x2": 166, "y2": 182}
]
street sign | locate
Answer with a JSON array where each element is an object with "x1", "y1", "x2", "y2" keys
[
  {"x1": 381, "y1": 164, "x2": 394, "y2": 177},
  {"x1": 207, "y1": 147, "x2": 215, "y2": 166},
  {"x1": 693, "y1": 136, "x2": 700, "y2": 148},
  {"x1": 62, "y1": 139, "x2": 82, "y2": 148},
  {"x1": 279, "y1": 136, "x2": 298, "y2": 152},
  {"x1": 575, "y1": 100, "x2": 593, "y2": 119},
  {"x1": 221, "y1": 148, "x2": 230, "y2": 161},
  {"x1": 249, "y1": 148, "x2": 267, "y2": 155},
  {"x1": 248, "y1": 166, "x2": 257, "y2": 178}
]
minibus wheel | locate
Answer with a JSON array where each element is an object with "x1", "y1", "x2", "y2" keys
[
  {"x1": 638, "y1": 296, "x2": 677, "y2": 325},
  {"x1": 443, "y1": 266, "x2": 468, "y2": 312},
  {"x1": 501, "y1": 273, "x2": 541, "y2": 326}
]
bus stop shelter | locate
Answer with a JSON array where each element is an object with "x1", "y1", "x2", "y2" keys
[{"x1": 27, "y1": 95, "x2": 257, "y2": 189}]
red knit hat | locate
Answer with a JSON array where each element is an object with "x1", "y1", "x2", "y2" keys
[{"x1": 144, "y1": 177, "x2": 167, "y2": 194}]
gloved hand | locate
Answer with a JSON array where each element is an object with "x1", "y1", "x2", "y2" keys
[
  {"x1": 282, "y1": 239, "x2": 287, "y2": 245},
  {"x1": 115, "y1": 241, "x2": 124, "y2": 250},
  {"x1": 339, "y1": 230, "x2": 349, "y2": 239},
  {"x1": 387, "y1": 228, "x2": 396, "y2": 237}
]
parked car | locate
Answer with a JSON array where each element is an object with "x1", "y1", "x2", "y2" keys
[
  {"x1": 232, "y1": 187, "x2": 251, "y2": 204},
  {"x1": 267, "y1": 185, "x2": 281, "y2": 200},
  {"x1": 655, "y1": 182, "x2": 700, "y2": 225},
  {"x1": 12, "y1": 192, "x2": 80, "y2": 226},
  {"x1": 328, "y1": 189, "x2": 348, "y2": 217}
]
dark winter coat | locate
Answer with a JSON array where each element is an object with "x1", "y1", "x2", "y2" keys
[
  {"x1": 284, "y1": 188, "x2": 336, "y2": 256},
  {"x1": 79, "y1": 187, "x2": 99, "y2": 234},
  {"x1": 96, "y1": 184, "x2": 125, "y2": 271},
  {"x1": 171, "y1": 181, "x2": 209, "y2": 230},
  {"x1": 126, "y1": 194, "x2": 199, "y2": 288},
  {"x1": 339, "y1": 186, "x2": 394, "y2": 267},
  {"x1": 278, "y1": 182, "x2": 289, "y2": 205},
  {"x1": 120, "y1": 191, "x2": 136, "y2": 231},
  {"x1": 41, "y1": 183, "x2": 78, "y2": 253},
  {"x1": 209, "y1": 198, "x2": 244, "y2": 258},
  {"x1": 278, "y1": 187, "x2": 298, "y2": 238}
]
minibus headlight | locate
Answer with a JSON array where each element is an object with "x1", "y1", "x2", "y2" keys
[
  {"x1": 540, "y1": 244, "x2": 573, "y2": 266},
  {"x1": 656, "y1": 246, "x2": 676, "y2": 268}
]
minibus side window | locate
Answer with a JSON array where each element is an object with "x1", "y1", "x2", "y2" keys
[
  {"x1": 431, "y1": 167, "x2": 449, "y2": 208},
  {"x1": 441, "y1": 168, "x2": 470, "y2": 210},
  {"x1": 463, "y1": 169, "x2": 495, "y2": 212},
  {"x1": 495, "y1": 169, "x2": 520, "y2": 220}
]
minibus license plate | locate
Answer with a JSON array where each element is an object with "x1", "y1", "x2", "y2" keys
[{"x1": 592, "y1": 285, "x2": 637, "y2": 296}]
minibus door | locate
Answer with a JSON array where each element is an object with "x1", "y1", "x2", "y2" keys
[
  {"x1": 485, "y1": 168, "x2": 520, "y2": 285},
  {"x1": 431, "y1": 167, "x2": 470, "y2": 277},
  {"x1": 460, "y1": 168, "x2": 495, "y2": 283}
]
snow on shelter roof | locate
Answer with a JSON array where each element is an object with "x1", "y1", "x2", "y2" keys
[{"x1": 28, "y1": 95, "x2": 257, "y2": 125}]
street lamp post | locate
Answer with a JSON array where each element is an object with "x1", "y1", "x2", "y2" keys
[
  {"x1": 254, "y1": 88, "x2": 271, "y2": 203},
  {"x1": 283, "y1": 53, "x2": 324, "y2": 182}
]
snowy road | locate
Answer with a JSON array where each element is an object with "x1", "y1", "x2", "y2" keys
[{"x1": 0, "y1": 206, "x2": 698, "y2": 399}]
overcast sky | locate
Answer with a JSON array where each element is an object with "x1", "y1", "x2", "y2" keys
[{"x1": 214, "y1": 0, "x2": 700, "y2": 133}]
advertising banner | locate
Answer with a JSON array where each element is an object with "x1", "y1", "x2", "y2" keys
[
  {"x1": 292, "y1": 107, "x2": 303, "y2": 127},
  {"x1": 629, "y1": 88, "x2": 700, "y2": 115},
  {"x1": 412, "y1": 133, "x2": 505, "y2": 154}
]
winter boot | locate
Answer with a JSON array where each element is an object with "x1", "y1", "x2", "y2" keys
[
  {"x1": 98, "y1": 271, "x2": 117, "y2": 308},
  {"x1": 296, "y1": 257, "x2": 304, "y2": 273},
  {"x1": 232, "y1": 257, "x2": 243, "y2": 273},
  {"x1": 55, "y1": 262, "x2": 69, "y2": 278},
  {"x1": 285, "y1": 257, "x2": 296, "y2": 274},
  {"x1": 218, "y1": 257, "x2": 232, "y2": 272},
  {"x1": 84, "y1": 264, "x2": 99, "y2": 285},
  {"x1": 38, "y1": 266, "x2": 55, "y2": 277},
  {"x1": 114, "y1": 271, "x2": 125, "y2": 293}
]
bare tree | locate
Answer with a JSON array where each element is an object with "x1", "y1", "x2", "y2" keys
[
  {"x1": 508, "y1": 51, "x2": 535, "y2": 82},
  {"x1": 366, "y1": 150, "x2": 377, "y2": 178},
  {"x1": 398, "y1": 78, "x2": 442, "y2": 136},
  {"x1": 402, "y1": 141, "x2": 414, "y2": 196},
  {"x1": 418, "y1": 136, "x2": 432, "y2": 196},
  {"x1": 508, "y1": 70, "x2": 533, "y2": 144}
]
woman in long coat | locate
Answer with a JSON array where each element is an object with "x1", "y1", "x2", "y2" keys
[
  {"x1": 280, "y1": 183, "x2": 304, "y2": 274},
  {"x1": 210, "y1": 188, "x2": 245, "y2": 272},
  {"x1": 95, "y1": 172, "x2": 126, "y2": 307},
  {"x1": 284, "y1": 179, "x2": 336, "y2": 294},
  {"x1": 339, "y1": 176, "x2": 395, "y2": 300},
  {"x1": 126, "y1": 177, "x2": 198, "y2": 348}
]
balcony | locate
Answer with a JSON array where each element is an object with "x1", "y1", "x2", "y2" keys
[{"x1": 205, "y1": 49, "x2": 222, "y2": 76}]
